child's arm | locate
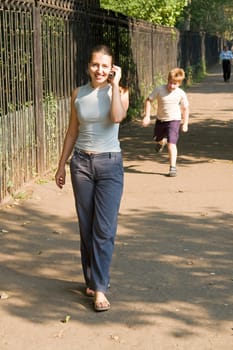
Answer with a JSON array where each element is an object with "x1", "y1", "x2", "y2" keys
[
  {"x1": 142, "y1": 98, "x2": 152, "y2": 127},
  {"x1": 181, "y1": 105, "x2": 189, "y2": 132}
]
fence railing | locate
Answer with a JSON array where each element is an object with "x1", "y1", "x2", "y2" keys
[{"x1": 0, "y1": 0, "x2": 221, "y2": 202}]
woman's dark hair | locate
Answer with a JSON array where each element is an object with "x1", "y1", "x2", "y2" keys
[{"x1": 88, "y1": 45, "x2": 114, "y2": 64}]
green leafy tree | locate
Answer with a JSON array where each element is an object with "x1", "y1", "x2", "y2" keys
[
  {"x1": 101, "y1": 0, "x2": 233, "y2": 39},
  {"x1": 179, "y1": 0, "x2": 233, "y2": 38},
  {"x1": 100, "y1": 0, "x2": 187, "y2": 26}
]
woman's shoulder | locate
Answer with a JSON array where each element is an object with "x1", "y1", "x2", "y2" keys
[
  {"x1": 71, "y1": 83, "x2": 90, "y2": 100},
  {"x1": 71, "y1": 87, "x2": 79, "y2": 102}
]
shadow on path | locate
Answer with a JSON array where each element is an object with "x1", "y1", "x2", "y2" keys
[{"x1": 0, "y1": 201, "x2": 232, "y2": 330}]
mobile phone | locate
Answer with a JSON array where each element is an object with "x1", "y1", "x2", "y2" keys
[{"x1": 108, "y1": 71, "x2": 115, "y2": 79}]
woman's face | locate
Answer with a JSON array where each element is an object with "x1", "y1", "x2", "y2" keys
[{"x1": 88, "y1": 51, "x2": 112, "y2": 88}]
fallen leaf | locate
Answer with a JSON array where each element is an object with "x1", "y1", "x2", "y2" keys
[
  {"x1": 21, "y1": 221, "x2": 31, "y2": 226},
  {"x1": 0, "y1": 229, "x2": 9, "y2": 234},
  {"x1": 187, "y1": 261, "x2": 194, "y2": 265},
  {"x1": 52, "y1": 230, "x2": 62, "y2": 235},
  {"x1": 0, "y1": 292, "x2": 9, "y2": 300},
  {"x1": 61, "y1": 315, "x2": 71, "y2": 323}
]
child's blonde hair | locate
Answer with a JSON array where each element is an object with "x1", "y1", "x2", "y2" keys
[{"x1": 168, "y1": 68, "x2": 185, "y2": 83}]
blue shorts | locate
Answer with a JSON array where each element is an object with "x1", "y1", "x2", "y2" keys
[{"x1": 153, "y1": 120, "x2": 181, "y2": 144}]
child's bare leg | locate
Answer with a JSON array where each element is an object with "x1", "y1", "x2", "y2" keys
[
  {"x1": 167, "y1": 143, "x2": 177, "y2": 176},
  {"x1": 167, "y1": 142, "x2": 177, "y2": 167},
  {"x1": 155, "y1": 138, "x2": 167, "y2": 153}
]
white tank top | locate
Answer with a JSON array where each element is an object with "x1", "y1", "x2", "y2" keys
[{"x1": 74, "y1": 82, "x2": 121, "y2": 152}]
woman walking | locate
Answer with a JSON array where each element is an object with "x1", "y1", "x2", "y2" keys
[{"x1": 55, "y1": 45, "x2": 129, "y2": 311}]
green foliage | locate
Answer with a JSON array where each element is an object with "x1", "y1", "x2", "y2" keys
[
  {"x1": 126, "y1": 72, "x2": 166, "y2": 120},
  {"x1": 36, "y1": 178, "x2": 49, "y2": 185},
  {"x1": 100, "y1": 0, "x2": 187, "y2": 26},
  {"x1": 44, "y1": 93, "x2": 57, "y2": 164},
  {"x1": 101, "y1": 0, "x2": 233, "y2": 38},
  {"x1": 126, "y1": 97, "x2": 144, "y2": 121},
  {"x1": 185, "y1": 61, "x2": 206, "y2": 87},
  {"x1": 178, "y1": 0, "x2": 233, "y2": 37}
]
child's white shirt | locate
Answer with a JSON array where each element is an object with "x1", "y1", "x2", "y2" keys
[{"x1": 149, "y1": 84, "x2": 189, "y2": 121}]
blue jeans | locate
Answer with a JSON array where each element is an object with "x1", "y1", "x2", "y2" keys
[{"x1": 70, "y1": 149, "x2": 124, "y2": 293}]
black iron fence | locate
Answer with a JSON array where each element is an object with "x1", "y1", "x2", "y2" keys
[{"x1": 0, "y1": 0, "x2": 221, "y2": 202}]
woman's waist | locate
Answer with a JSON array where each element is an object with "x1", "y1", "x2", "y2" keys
[
  {"x1": 75, "y1": 139, "x2": 121, "y2": 153},
  {"x1": 73, "y1": 148, "x2": 121, "y2": 160}
]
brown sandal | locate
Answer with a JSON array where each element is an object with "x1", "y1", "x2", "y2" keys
[{"x1": 94, "y1": 296, "x2": 110, "y2": 312}]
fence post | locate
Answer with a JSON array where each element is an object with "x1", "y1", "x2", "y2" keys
[{"x1": 33, "y1": 0, "x2": 45, "y2": 175}]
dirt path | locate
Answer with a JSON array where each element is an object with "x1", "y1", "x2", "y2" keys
[{"x1": 0, "y1": 65, "x2": 233, "y2": 350}]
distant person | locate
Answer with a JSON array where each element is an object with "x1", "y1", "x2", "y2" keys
[
  {"x1": 55, "y1": 45, "x2": 129, "y2": 312},
  {"x1": 219, "y1": 46, "x2": 233, "y2": 82},
  {"x1": 142, "y1": 68, "x2": 189, "y2": 177}
]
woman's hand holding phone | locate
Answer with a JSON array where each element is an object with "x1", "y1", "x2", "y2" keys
[{"x1": 108, "y1": 65, "x2": 121, "y2": 85}]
